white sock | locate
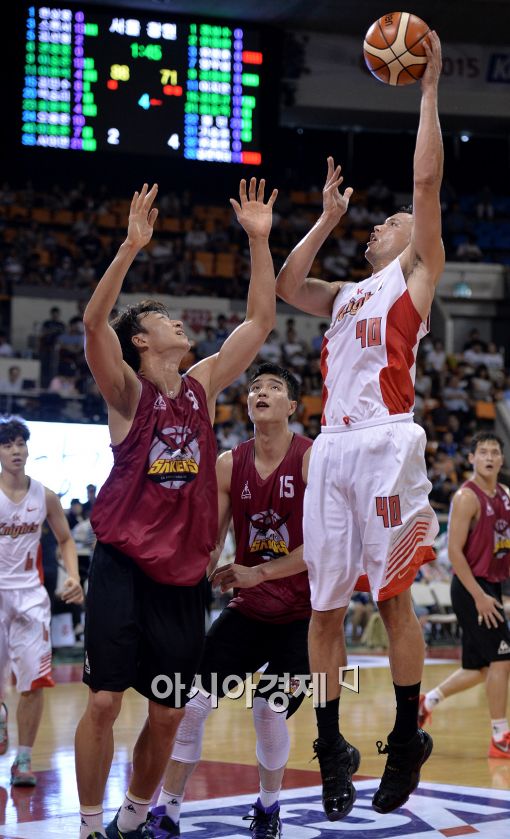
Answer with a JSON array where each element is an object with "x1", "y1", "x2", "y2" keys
[
  {"x1": 157, "y1": 788, "x2": 184, "y2": 823},
  {"x1": 259, "y1": 785, "x2": 279, "y2": 809},
  {"x1": 17, "y1": 746, "x2": 32, "y2": 759},
  {"x1": 492, "y1": 718, "x2": 509, "y2": 741},
  {"x1": 117, "y1": 792, "x2": 151, "y2": 832},
  {"x1": 424, "y1": 687, "x2": 444, "y2": 712},
  {"x1": 79, "y1": 807, "x2": 104, "y2": 839}
]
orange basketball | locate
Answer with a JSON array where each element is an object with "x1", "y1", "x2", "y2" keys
[{"x1": 363, "y1": 11, "x2": 430, "y2": 85}]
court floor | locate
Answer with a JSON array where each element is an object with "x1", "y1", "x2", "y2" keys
[{"x1": 0, "y1": 656, "x2": 509, "y2": 838}]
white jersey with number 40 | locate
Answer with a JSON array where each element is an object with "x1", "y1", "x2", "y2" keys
[
  {"x1": 0, "y1": 478, "x2": 46, "y2": 590},
  {"x1": 321, "y1": 257, "x2": 429, "y2": 427}
]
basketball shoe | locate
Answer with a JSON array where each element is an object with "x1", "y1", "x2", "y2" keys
[
  {"x1": 147, "y1": 805, "x2": 180, "y2": 838},
  {"x1": 243, "y1": 799, "x2": 282, "y2": 838},
  {"x1": 0, "y1": 703, "x2": 8, "y2": 755},
  {"x1": 105, "y1": 809, "x2": 154, "y2": 838},
  {"x1": 312, "y1": 736, "x2": 360, "y2": 820},
  {"x1": 418, "y1": 694, "x2": 432, "y2": 727},
  {"x1": 10, "y1": 754, "x2": 37, "y2": 787},
  {"x1": 372, "y1": 729, "x2": 433, "y2": 813},
  {"x1": 488, "y1": 731, "x2": 510, "y2": 759}
]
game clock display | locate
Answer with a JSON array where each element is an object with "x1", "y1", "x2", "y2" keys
[{"x1": 21, "y1": 4, "x2": 265, "y2": 164}]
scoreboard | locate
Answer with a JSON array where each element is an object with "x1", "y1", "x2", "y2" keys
[{"x1": 20, "y1": 4, "x2": 267, "y2": 164}]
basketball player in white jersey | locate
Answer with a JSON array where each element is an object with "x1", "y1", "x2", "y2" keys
[
  {"x1": 276, "y1": 32, "x2": 443, "y2": 820},
  {"x1": 0, "y1": 417, "x2": 83, "y2": 785}
]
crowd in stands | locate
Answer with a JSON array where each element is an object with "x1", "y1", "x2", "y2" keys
[{"x1": 1, "y1": 178, "x2": 510, "y2": 306}]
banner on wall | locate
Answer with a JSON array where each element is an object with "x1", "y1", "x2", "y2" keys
[{"x1": 289, "y1": 32, "x2": 510, "y2": 119}]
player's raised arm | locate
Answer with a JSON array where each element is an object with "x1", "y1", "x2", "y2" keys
[
  {"x1": 403, "y1": 32, "x2": 445, "y2": 318},
  {"x1": 275, "y1": 157, "x2": 352, "y2": 316},
  {"x1": 83, "y1": 183, "x2": 158, "y2": 416},
  {"x1": 189, "y1": 178, "x2": 277, "y2": 403}
]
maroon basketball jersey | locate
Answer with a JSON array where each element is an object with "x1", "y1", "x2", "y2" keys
[
  {"x1": 91, "y1": 374, "x2": 217, "y2": 585},
  {"x1": 459, "y1": 480, "x2": 510, "y2": 582},
  {"x1": 228, "y1": 434, "x2": 312, "y2": 623}
]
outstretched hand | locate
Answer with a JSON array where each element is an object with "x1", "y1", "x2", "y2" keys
[
  {"x1": 126, "y1": 183, "x2": 159, "y2": 249},
  {"x1": 322, "y1": 157, "x2": 353, "y2": 225},
  {"x1": 421, "y1": 30, "x2": 442, "y2": 92},
  {"x1": 230, "y1": 177, "x2": 278, "y2": 239}
]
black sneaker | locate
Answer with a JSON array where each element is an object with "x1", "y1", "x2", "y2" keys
[
  {"x1": 243, "y1": 798, "x2": 282, "y2": 838},
  {"x1": 372, "y1": 729, "x2": 433, "y2": 813},
  {"x1": 312, "y1": 737, "x2": 360, "y2": 821}
]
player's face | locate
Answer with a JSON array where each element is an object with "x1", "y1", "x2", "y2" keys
[
  {"x1": 469, "y1": 441, "x2": 504, "y2": 480},
  {"x1": 247, "y1": 375, "x2": 296, "y2": 424},
  {"x1": 134, "y1": 312, "x2": 190, "y2": 354},
  {"x1": 365, "y1": 213, "x2": 413, "y2": 265},
  {"x1": 0, "y1": 436, "x2": 28, "y2": 473}
]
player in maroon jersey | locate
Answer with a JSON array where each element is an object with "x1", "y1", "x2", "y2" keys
[
  {"x1": 75, "y1": 180, "x2": 278, "y2": 839},
  {"x1": 419, "y1": 431, "x2": 510, "y2": 758},
  {"x1": 150, "y1": 364, "x2": 311, "y2": 839}
]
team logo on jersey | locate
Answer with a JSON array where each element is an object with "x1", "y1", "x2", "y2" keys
[
  {"x1": 494, "y1": 518, "x2": 510, "y2": 559},
  {"x1": 241, "y1": 482, "x2": 251, "y2": 499},
  {"x1": 486, "y1": 501, "x2": 495, "y2": 516},
  {"x1": 0, "y1": 521, "x2": 39, "y2": 539},
  {"x1": 147, "y1": 425, "x2": 200, "y2": 489},
  {"x1": 153, "y1": 394, "x2": 166, "y2": 410},
  {"x1": 498, "y1": 639, "x2": 510, "y2": 655},
  {"x1": 247, "y1": 508, "x2": 290, "y2": 560},
  {"x1": 335, "y1": 291, "x2": 373, "y2": 323}
]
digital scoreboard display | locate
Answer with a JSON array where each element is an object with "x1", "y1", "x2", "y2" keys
[{"x1": 21, "y1": 4, "x2": 266, "y2": 164}]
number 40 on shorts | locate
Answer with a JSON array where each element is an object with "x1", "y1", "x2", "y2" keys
[{"x1": 376, "y1": 494, "x2": 402, "y2": 528}]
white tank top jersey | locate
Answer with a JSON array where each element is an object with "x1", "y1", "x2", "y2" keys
[
  {"x1": 321, "y1": 257, "x2": 428, "y2": 427},
  {"x1": 0, "y1": 478, "x2": 47, "y2": 590}
]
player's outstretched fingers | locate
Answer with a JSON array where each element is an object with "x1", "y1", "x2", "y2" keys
[
  {"x1": 238, "y1": 178, "x2": 247, "y2": 205},
  {"x1": 248, "y1": 176, "x2": 257, "y2": 201},
  {"x1": 257, "y1": 178, "x2": 266, "y2": 201},
  {"x1": 267, "y1": 188, "x2": 278, "y2": 208}
]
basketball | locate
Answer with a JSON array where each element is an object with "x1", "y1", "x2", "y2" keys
[{"x1": 363, "y1": 11, "x2": 431, "y2": 85}]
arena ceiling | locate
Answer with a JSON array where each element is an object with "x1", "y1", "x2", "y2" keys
[{"x1": 67, "y1": 0, "x2": 510, "y2": 45}]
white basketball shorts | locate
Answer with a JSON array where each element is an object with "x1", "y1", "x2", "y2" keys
[
  {"x1": 304, "y1": 415, "x2": 438, "y2": 609},
  {"x1": 0, "y1": 586, "x2": 54, "y2": 692}
]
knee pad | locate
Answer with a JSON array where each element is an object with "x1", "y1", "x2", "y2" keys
[
  {"x1": 171, "y1": 691, "x2": 214, "y2": 764},
  {"x1": 252, "y1": 696, "x2": 290, "y2": 772}
]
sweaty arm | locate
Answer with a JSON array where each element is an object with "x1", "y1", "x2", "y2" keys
[
  {"x1": 83, "y1": 184, "x2": 158, "y2": 422},
  {"x1": 448, "y1": 487, "x2": 504, "y2": 629},
  {"x1": 276, "y1": 157, "x2": 352, "y2": 316},
  {"x1": 209, "y1": 448, "x2": 310, "y2": 592},
  {"x1": 45, "y1": 488, "x2": 83, "y2": 604},
  {"x1": 401, "y1": 32, "x2": 445, "y2": 319}
]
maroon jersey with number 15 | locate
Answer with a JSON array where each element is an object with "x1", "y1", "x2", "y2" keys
[{"x1": 228, "y1": 434, "x2": 312, "y2": 623}]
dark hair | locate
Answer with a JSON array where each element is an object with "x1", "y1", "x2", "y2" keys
[
  {"x1": 111, "y1": 300, "x2": 170, "y2": 371},
  {"x1": 470, "y1": 431, "x2": 504, "y2": 454},
  {"x1": 249, "y1": 363, "x2": 300, "y2": 402},
  {"x1": 398, "y1": 204, "x2": 413, "y2": 214},
  {"x1": 0, "y1": 416, "x2": 30, "y2": 445}
]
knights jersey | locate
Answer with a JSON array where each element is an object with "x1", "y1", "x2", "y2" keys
[
  {"x1": 228, "y1": 434, "x2": 312, "y2": 623},
  {"x1": 91, "y1": 374, "x2": 218, "y2": 585},
  {"x1": 0, "y1": 478, "x2": 46, "y2": 590},
  {"x1": 459, "y1": 480, "x2": 510, "y2": 583},
  {"x1": 321, "y1": 257, "x2": 428, "y2": 426}
]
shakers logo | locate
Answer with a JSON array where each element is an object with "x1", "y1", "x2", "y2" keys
[{"x1": 147, "y1": 425, "x2": 200, "y2": 488}]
